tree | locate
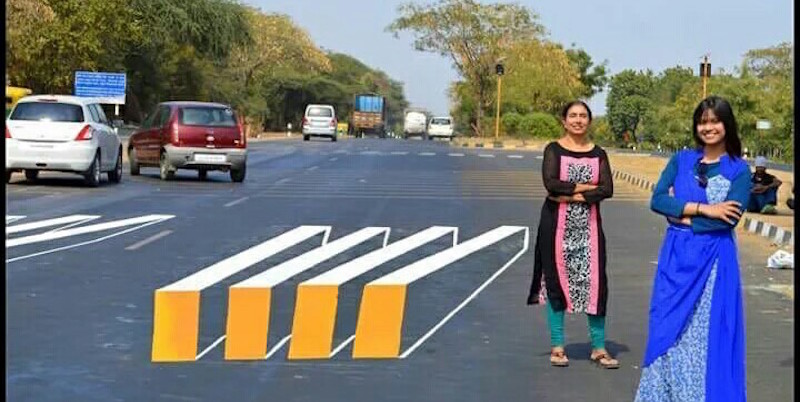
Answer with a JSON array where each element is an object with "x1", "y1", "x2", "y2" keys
[
  {"x1": 387, "y1": 0, "x2": 545, "y2": 136},
  {"x1": 606, "y1": 69, "x2": 655, "y2": 142},
  {"x1": 563, "y1": 45, "x2": 609, "y2": 98}
]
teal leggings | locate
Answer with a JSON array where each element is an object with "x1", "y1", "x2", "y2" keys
[{"x1": 546, "y1": 302, "x2": 606, "y2": 350}]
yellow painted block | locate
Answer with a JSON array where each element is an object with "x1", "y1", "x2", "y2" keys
[
  {"x1": 151, "y1": 290, "x2": 201, "y2": 362},
  {"x1": 288, "y1": 285, "x2": 339, "y2": 359},
  {"x1": 352, "y1": 284, "x2": 407, "y2": 359},
  {"x1": 224, "y1": 287, "x2": 272, "y2": 360}
]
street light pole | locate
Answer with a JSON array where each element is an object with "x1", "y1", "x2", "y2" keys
[{"x1": 700, "y1": 55, "x2": 710, "y2": 98}]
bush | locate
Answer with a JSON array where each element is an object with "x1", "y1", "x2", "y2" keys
[{"x1": 517, "y1": 112, "x2": 562, "y2": 139}]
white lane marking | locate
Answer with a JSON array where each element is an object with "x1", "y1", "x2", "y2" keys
[
  {"x1": 6, "y1": 217, "x2": 174, "y2": 263},
  {"x1": 333, "y1": 150, "x2": 349, "y2": 154},
  {"x1": 304, "y1": 226, "x2": 457, "y2": 286},
  {"x1": 307, "y1": 166, "x2": 319, "y2": 171},
  {"x1": 330, "y1": 335, "x2": 356, "y2": 358},
  {"x1": 224, "y1": 197, "x2": 249, "y2": 208},
  {"x1": 6, "y1": 215, "x2": 100, "y2": 234},
  {"x1": 6, "y1": 215, "x2": 26, "y2": 224},
  {"x1": 360, "y1": 151, "x2": 382, "y2": 155},
  {"x1": 329, "y1": 157, "x2": 338, "y2": 162},
  {"x1": 371, "y1": 226, "x2": 527, "y2": 285},
  {"x1": 478, "y1": 154, "x2": 495, "y2": 158},
  {"x1": 275, "y1": 178, "x2": 291, "y2": 185},
  {"x1": 265, "y1": 335, "x2": 292, "y2": 360},
  {"x1": 400, "y1": 227, "x2": 530, "y2": 359},
  {"x1": 6, "y1": 215, "x2": 175, "y2": 248},
  {"x1": 448, "y1": 153, "x2": 464, "y2": 157},
  {"x1": 196, "y1": 335, "x2": 226, "y2": 361},
  {"x1": 232, "y1": 227, "x2": 390, "y2": 288},
  {"x1": 390, "y1": 151, "x2": 408, "y2": 155},
  {"x1": 649, "y1": 261, "x2": 658, "y2": 265},
  {"x1": 125, "y1": 230, "x2": 173, "y2": 251},
  {"x1": 535, "y1": 155, "x2": 544, "y2": 160},
  {"x1": 507, "y1": 155, "x2": 524, "y2": 159},
  {"x1": 418, "y1": 152, "x2": 436, "y2": 156},
  {"x1": 160, "y1": 226, "x2": 330, "y2": 292}
]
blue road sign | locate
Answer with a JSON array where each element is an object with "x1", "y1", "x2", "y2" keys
[{"x1": 74, "y1": 71, "x2": 126, "y2": 104}]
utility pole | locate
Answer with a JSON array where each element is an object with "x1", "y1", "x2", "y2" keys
[
  {"x1": 700, "y1": 55, "x2": 711, "y2": 98},
  {"x1": 494, "y1": 62, "x2": 504, "y2": 139}
]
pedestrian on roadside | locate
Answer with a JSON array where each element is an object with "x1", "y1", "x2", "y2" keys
[
  {"x1": 747, "y1": 156, "x2": 782, "y2": 214},
  {"x1": 527, "y1": 100, "x2": 619, "y2": 369},
  {"x1": 635, "y1": 95, "x2": 749, "y2": 401}
]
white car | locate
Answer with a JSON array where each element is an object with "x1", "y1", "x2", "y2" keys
[
  {"x1": 403, "y1": 111, "x2": 427, "y2": 139},
  {"x1": 302, "y1": 104, "x2": 337, "y2": 142},
  {"x1": 428, "y1": 116, "x2": 454, "y2": 140},
  {"x1": 6, "y1": 95, "x2": 123, "y2": 187}
]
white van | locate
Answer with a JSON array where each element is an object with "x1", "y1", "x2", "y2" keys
[
  {"x1": 428, "y1": 116, "x2": 454, "y2": 140},
  {"x1": 403, "y1": 111, "x2": 427, "y2": 140},
  {"x1": 302, "y1": 104, "x2": 337, "y2": 142}
]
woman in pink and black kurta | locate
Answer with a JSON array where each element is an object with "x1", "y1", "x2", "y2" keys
[{"x1": 527, "y1": 101, "x2": 619, "y2": 369}]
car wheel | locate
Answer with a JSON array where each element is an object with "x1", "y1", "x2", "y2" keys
[
  {"x1": 198, "y1": 169, "x2": 208, "y2": 180},
  {"x1": 129, "y1": 148, "x2": 140, "y2": 175},
  {"x1": 108, "y1": 149, "x2": 123, "y2": 183},
  {"x1": 331, "y1": 135, "x2": 337, "y2": 142},
  {"x1": 24, "y1": 170, "x2": 39, "y2": 182},
  {"x1": 230, "y1": 165, "x2": 246, "y2": 183},
  {"x1": 303, "y1": 135, "x2": 310, "y2": 141},
  {"x1": 84, "y1": 152, "x2": 101, "y2": 187},
  {"x1": 159, "y1": 151, "x2": 175, "y2": 181}
]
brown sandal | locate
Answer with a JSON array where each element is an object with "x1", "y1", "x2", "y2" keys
[
  {"x1": 590, "y1": 351, "x2": 619, "y2": 369},
  {"x1": 550, "y1": 349, "x2": 569, "y2": 367}
]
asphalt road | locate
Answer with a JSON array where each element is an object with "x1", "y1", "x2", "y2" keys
[{"x1": 6, "y1": 138, "x2": 793, "y2": 401}]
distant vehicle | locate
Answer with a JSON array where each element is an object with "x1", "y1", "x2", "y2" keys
[
  {"x1": 349, "y1": 93, "x2": 386, "y2": 138},
  {"x1": 6, "y1": 95, "x2": 123, "y2": 186},
  {"x1": 302, "y1": 104, "x2": 337, "y2": 142},
  {"x1": 403, "y1": 110, "x2": 428, "y2": 140},
  {"x1": 6, "y1": 86, "x2": 32, "y2": 118},
  {"x1": 428, "y1": 116, "x2": 455, "y2": 140},
  {"x1": 128, "y1": 101, "x2": 247, "y2": 182}
]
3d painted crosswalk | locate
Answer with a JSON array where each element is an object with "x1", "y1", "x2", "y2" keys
[{"x1": 150, "y1": 225, "x2": 529, "y2": 363}]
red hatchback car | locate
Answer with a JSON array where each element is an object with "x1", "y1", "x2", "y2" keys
[{"x1": 128, "y1": 101, "x2": 247, "y2": 182}]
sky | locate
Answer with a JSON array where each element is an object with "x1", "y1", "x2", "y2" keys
[{"x1": 246, "y1": 0, "x2": 793, "y2": 116}]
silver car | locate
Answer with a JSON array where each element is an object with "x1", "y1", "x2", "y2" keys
[
  {"x1": 302, "y1": 104, "x2": 337, "y2": 142},
  {"x1": 6, "y1": 95, "x2": 123, "y2": 187}
]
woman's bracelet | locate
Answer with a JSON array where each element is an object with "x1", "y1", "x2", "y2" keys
[{"x1": 695, "y1": 202, "x2": 701, "y2": 216}]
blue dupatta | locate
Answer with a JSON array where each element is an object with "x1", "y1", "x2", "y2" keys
[{"x1": 643, "y1": 149, "x2": 747, "y2": 402}]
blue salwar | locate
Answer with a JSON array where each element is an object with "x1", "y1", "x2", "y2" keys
[{"x1": 635, "y1": 149, "x2": 750, "y2": 402}]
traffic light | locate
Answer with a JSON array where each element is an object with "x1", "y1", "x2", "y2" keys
[
  {"x1": 495, "y1": 64, "x2": 504, "y2": 76},
  {"x1": 699, "y1": 62, "x2": 711, "y2": 77}
]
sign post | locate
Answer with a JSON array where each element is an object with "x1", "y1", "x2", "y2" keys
[{"x1": 74, "y1": 71, "x2": 126, "y2": 117}]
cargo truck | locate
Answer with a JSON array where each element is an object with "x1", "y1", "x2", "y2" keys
[{"x1": 349, "y1": 93, "x2": 386, "y2": 138}]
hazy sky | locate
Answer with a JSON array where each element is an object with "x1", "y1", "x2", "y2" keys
[{"x1": 247, "y1": 0, "x2": 793, "y2": 116}]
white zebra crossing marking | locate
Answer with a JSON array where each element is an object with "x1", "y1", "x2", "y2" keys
[
  {"x1": 6, "y1": 215, "x2": 100, "y2": 234},
  {"x1": 6, "y1": 215, "x2": 26, "y2": 224},
  {"x1": 7, "y1": 215, "x2": 174, "y2": 248}
]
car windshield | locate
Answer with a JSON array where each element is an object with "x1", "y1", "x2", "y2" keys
[
  {"x1": 307, "y1": 107, "x2": 333, "y2": 117},
  {"x1": 180, "y1": 107, "x2": 237, "y2": 127},
  {"x1": 9, "y1": 102, "x2": 84, "y2": 122},
  {"x1": 431, "y1": 118, "x2": 450, "y2": 125}
]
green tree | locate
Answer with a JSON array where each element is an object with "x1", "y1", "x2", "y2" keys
[
  {"x1": 606, "y1": 69, "x2": 655, "y2": 143},
  {"x1": 562, "y1": 45, "x2": 609, "y2": 98},
  {"x1": 387, "y1": 0, "x2": 545, "y2": 136}
]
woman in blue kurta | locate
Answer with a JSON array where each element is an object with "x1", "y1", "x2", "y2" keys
[{"x1": 635, "y1": 96, "x2": 749, "y2": 401}]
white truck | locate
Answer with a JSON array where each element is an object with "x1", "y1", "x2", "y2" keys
[{"x1": 403, "y1": 109, "x2": 428, "y2": 140}]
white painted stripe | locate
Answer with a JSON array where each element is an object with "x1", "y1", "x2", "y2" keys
[
  {"x1": 307, "y1": 166, "x2": 319, "y2": 171},
  {"x1": 333, "y1": 150, "x2": 349, "y2": 154},
  {"x1": 125, "y1": 230, "x2": 173, "y2": 251},
  {"x1": 761, "y1": 224, "x2": 772, "y2": 237},
  {"x1": 330, "y1": 335, "x2": 355, "y2": 358},
  {"x1": 304, "y1": 226, "x2": 458, "y2": 285},
  {"x1": 390, "y1": 151, "x2": 408, "y2": 155},
  {"x1": 275, "y1": 178, "x2": 291, "y2": 185},
  {"x1": 6, "y1": 215, "x2": 26, "y2": 224},
  {"x1": 6, "y1": 215, "x2": 175, "y2": 248},
  {"x1": 6, "y1": 217, "x2": 174, "y2": 263},
  {"x1": 6, "y1": 215, "x2": 100, "y2": 234},
  {"x1": 371, "y1": 226, "x2": 527, "y2": 285},
  {"x1": 400, "y1": 227, "x2": 529, "y2": 358},
  {"x1": 507, "y1": 155, "x2": 524, "y2": 159},
  {"x1": 160, "y1": 226, "x2": 330, "y2": 292},
  {"x1": 360, "y1": 151, "x2": 382, "y2": 155},
  {"x1": 196, "y1": 335, "x2": 226, "y2": 360},
  {"x1": 478, "y1": 154, "x2": 495, "y2": 158},
  {"x1": 224, "y1": 197, "x2": 249, "y2": 208},
  {"x1": 265, "y1": 335, "x2": 292, "y2": 360},
  {"x1": 233, "y1": 227, "x2": 390, "y2": 288},
  {"x1": 329, "y1": 157, "x2": 339, "y2": 162},
  {"x1": 418, "y1": 152, "x2": 436, "y2": 156},
  {"x1": 448, "y1": 153, "x2": 465, "y2": 157},
  {"x1": 535, "y1": 156, "x2": 544, "y2": 160}
]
